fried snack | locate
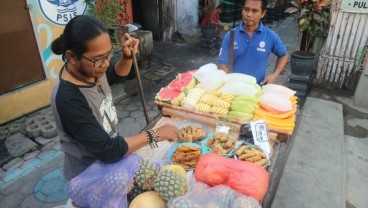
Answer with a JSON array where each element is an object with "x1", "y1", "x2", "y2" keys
[
  {"x1": 236, "y1": 145, "x2": 269, "y2": 166},
  {"x1": 235, "y1": 145, "x2": 248, "y2": 156},
  {"x1": 178, "y1": 125, "x2": 206, "y2": 142},
  {"x1": 207, "y1": 133, "x2": 235, "y2": 155},
  {"x1": 172, "y1": 145, "x2": 202, "y2": 169},
  {"x1": 255, "y1": 159, "x2": 269, "y2": 166}
]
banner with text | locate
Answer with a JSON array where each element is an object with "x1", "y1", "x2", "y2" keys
[{"x1": 341, "y1": 0, "x2": 368, "y2": 13}]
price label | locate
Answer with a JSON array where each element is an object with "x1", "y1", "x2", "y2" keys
[{"x1": 250, "y1": 120, "x2": 271, "y2": 156}]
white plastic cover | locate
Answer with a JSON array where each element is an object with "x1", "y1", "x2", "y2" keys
[
  {"x1": 259, "y1": 92, "x2": 292, "y2": 112},
  {"x1": 219, "y1": 82, "x2": 258, "y2": 96},
  {"x1": 262, "y1": 84, "x2": 296, "y2": 99},
  {"x1": 225, "y1": 73, "x2": 257, "y2": 84},
  {"x1": 193, "y1": 63, "x2": 226, "y2": 91}
]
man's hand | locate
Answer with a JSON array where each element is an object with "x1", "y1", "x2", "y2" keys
[
  {"x1": 120, "y1": 33, "x2": 139, "y2": 59},
  {"x1": 262, "y1": 73, "x2": 278, "y2": 85}
]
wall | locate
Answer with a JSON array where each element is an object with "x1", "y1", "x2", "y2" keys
[
  {"x1": 315, "y1": 0, "x2": 368, "y2": 89},
  {"x1": 0, "y1": 0, "x2": 87, "y2": 124},
  {"x1": 161, "y1": 0, "x2": 200, "y2": 43},
  {"x1": 177, "y1": 0, "x2": 199, "y2": 35}
]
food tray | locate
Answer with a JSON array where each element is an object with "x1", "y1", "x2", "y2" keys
[
  {"x1": 201, "y1": 133, "x2": 235, "y2": 158},
  {"x1": 167, "y1": 142, "x2": 204, "y2": 170},
  {"x1": 156, "y1": 101, "x2": 292, "y2": 137},
  {"x1": 177, "y1": 121, "x2": 209, "y2": 143},
  {"x1": 234, "y1": 144, "x2": 271, "y2": 168}
]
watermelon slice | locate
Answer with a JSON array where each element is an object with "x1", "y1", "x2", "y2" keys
[
  {"x1": 155, "y1": 87, "x2": 185, "y2": 106},
  {"x1": 168, "y1": 77, "x2": 197, "y2": 91},
  {"x1": 168, "y1": 79, "x2": 186, "y2": 91},
  {"x1": 177, "y1": 70, "x2": 197, "y2": 80}
]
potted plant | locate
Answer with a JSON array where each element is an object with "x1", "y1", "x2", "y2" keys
[
  {"x1": 285, "y1": 0, "x2": 330, "y2": 75},
  {"x1": 200, "y1": 0, "x2": 222, "y2": 39},
  {"x1": 85, "y1": 0, "x2": 124, "y2": 46}
]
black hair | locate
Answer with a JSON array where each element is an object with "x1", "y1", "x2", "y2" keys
[
  {"x1": 51, "y1": 15, "x2": 108, "y2": 61},
  {"x1": 243, "y1": 0, "x2": 268, "y2": 11}
]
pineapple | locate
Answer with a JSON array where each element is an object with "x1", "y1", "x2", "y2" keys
[
  {"x1": 153, "y1": 170, "x2": 188, "y2": 201},
  {"x1": 134, "y1": 160, "x2": 159, "y2": 190},
  {"x1": 127, "y1": 183, "x2": 145, "y2": 203}
]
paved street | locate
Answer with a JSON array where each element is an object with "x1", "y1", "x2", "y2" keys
[{"x1": 0, "y1": 16, "x2": 367, "y2": 208}]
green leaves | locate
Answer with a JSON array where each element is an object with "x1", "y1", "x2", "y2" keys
[{"x1": 287, "y1": 0, "x2": 330, "y2": 51}]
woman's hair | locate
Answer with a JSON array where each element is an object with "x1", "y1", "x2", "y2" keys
[{"x1": 51, "y1": 15, "x2": 108, "y2": 61}]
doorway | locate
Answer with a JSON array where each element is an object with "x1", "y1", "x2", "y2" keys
[{"x1": 0, "y1": 0, "x2": 45, "y2": 95}]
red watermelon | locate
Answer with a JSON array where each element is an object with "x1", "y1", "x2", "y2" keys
[
  {"x1": 155, "y1": 87, "x2": 185, "y2": 106},
  {"x1": 177, "y1": 70, "x2": 197, "y2": 80}
]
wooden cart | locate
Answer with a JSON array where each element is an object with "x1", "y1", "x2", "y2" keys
[{"x1": 135, "y1": 103, "x2": 299, "y2": 208}]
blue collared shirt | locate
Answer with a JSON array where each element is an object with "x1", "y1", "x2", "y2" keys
[{"x1": 218, "y1": 22, "x2": 287, "y2": 83}]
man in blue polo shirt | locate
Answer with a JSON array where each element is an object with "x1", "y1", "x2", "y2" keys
[{"x1": 218, "y1": 0, "x2": 288, "y2": 84}]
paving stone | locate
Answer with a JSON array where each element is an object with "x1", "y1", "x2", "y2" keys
[
  {"x1": 147, "y1": 110, "x2": 159, "y2": 120},
  {"x1": 125, "y1": 103, "x2": 139, "y2": 111},
  {"x1": 21, "y1": 194, "x2": 43, "y2": 208},
  {"x1": 53, "y1": 142, "x2": 61, "y2": 150},
  {"x1": 120, "y1": 117, "x2": 135, "y2": 124},
  {"x1": 130, "y1": 110, "x2": 144, "y2": 118},
  {"x1": 35, "y1": 136, "x2": 57, "y2": 146},
  {"x1": 2, "y1": 168, "x2": 24, "y2": 183},
  {"x1": 0, "y1": 190, "x2": 24, "y2": 208},
  {"x1": 3, "y1": 157, "x2": 24, "y2": 171},
  {"x1": 0, "y1": 168, "x2": 5, "y2": 179},
  {"x1": 5, "y1": 132, "x2": 38, "y2": 157},
  {"x1": 41, "y1": 141, "x2": 57, "y2": 151},
  {"x1": 37, "y1": 150, "x2": 62, "y2": 163},
  {"x1": 21, "y1": 158, "x2": 41, "y2": 175},
  {"x1": 22, "y1": 150, "x2": 40, "y2": 161}
]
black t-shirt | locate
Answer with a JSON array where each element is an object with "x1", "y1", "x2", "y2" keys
[{"x1": 51, "y1": 65, "x2": 128, "y2": 180}]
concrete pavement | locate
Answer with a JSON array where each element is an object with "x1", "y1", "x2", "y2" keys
[{"x1": 0, "y1": 15, "x2": 367, "y2": 208}]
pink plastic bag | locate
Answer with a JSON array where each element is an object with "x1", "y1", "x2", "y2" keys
[{"x1": 194, "y1": 153, "x2": 269, "y2": 201}]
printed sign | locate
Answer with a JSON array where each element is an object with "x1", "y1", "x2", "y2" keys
[
  {"x1": 341, "y1": 0, "x2": 368, "y2": 13},
  {"x1": 250, "y1": 120, "x2": 271, "y2": 156},
  {"x1": 38, "y1": 0, "x2": 87, "y2": 25}
]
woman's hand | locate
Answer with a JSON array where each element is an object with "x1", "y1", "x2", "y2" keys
[
  {"x1": 155, "y1": 124, "x2": 179, "y2": 142},
  {"x1": 120, "y1": 33, "x2": 139, "y2": 58}
]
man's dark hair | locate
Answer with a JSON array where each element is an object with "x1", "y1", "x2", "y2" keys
[
  {"x1": 243, "y1": 0, "x2": 268, "y2": 11},
  {"x1": 51, "y1": 15, "x2": 108, "y2": 61}
]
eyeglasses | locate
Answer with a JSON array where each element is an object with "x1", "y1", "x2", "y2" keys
[{"x1": 82, "y1": 48, "x2": 114, "y2": 67}]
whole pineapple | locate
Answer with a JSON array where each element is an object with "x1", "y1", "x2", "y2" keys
[
  {"x1": 127, "y1": 183, "x2": 145, "y2": 203},
  {"x1": 133, "y1": 160, "x2": 159, "y2": 190},
  {"x1": 153, "y1": 170, "x2": 188, "y2": 201}
]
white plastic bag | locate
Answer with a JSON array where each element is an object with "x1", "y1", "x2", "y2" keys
[{"x1": 168, "y1": 173, "x2": 260, "y2": 208}]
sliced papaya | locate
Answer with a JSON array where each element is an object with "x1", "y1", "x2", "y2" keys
[
  {"x1": 259, "y1": 101, "x2": 290, "y2": 114},
  {"x1": 255, "y1": 108, "x2": 296, "y2": 119}
]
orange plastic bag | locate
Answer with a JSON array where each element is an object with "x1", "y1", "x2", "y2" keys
[{"x1": 194, "y1": 153, "x2": 269, "y2": 201}]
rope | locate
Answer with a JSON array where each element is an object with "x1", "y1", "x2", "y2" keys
[{"x1": 355, "y1": 45, "x2": 368, "y2": 73}]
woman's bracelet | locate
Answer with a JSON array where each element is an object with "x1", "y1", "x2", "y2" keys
[
  {"x1": 152, "y1": 129, "x2": 161, "y2": 143},
  {"x1": 144, "y1": 129, "x2": 159, "y2": 149}
]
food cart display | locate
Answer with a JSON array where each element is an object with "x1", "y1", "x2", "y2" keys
[{"x1": 68, "y1": 64, "x2": 299, "y2": 208}]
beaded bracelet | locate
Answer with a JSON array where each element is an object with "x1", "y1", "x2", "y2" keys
[
  {"x1": 152, "y1": 129, "x2": 161, "y2": 142},
  {"x1": 144, "y1": 130, "x2": 158, "y2": 149}
]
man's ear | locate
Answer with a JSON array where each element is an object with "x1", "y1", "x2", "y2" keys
[
  {"x1": 65, "y1": 50, "x2": 76, "y2": 63},
  {"x1": 261, "y1": 9, "x2": 267, "y2": 19}
]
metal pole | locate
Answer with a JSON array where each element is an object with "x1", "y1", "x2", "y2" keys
[{"x1": 131, "y1": 50, "x2": 150, "y2": 124}]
